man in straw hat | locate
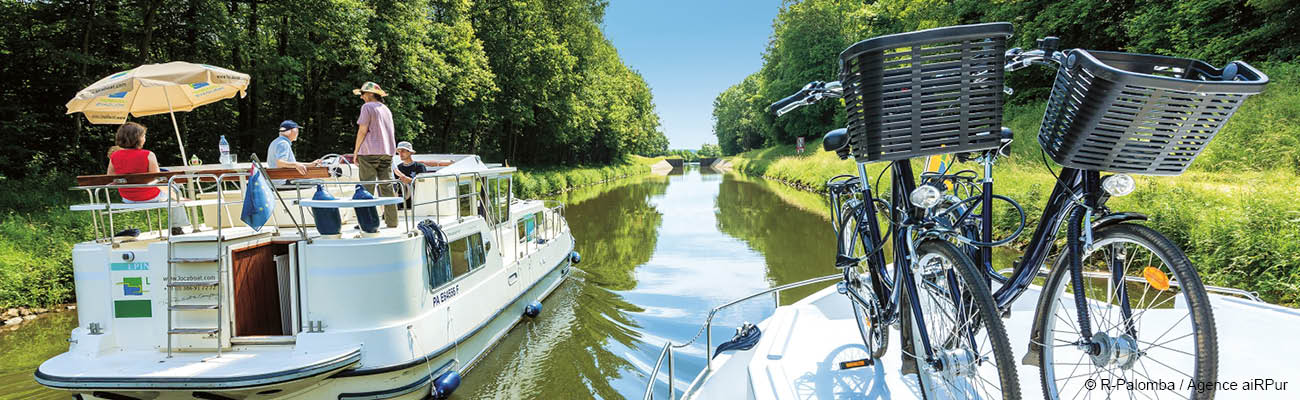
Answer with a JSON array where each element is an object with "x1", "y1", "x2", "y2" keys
[{"x1": 352, "y1": 81, "x2": 399, "y2": 228}]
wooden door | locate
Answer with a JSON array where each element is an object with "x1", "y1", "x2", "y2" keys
[{"x1": 232, "y1": 243, "x2": 288, "y2": 336}]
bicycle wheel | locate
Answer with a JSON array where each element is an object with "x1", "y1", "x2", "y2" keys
[
  {"x1": 906, "y1": 239, "x2": 1021, "y2": 399},
  {"x1": 1035, "y1": 223, "x2": 1217, "y2": 399},
  {"x1": 841, "y1": 206, "x2": 889, "y2": 359}
]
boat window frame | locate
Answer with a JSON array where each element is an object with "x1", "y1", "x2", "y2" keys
[{"x1": 427, "y1": 231, "x2": 488, "y2": 291}]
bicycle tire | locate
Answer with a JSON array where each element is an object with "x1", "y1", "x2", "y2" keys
[
  {"x1": 1034, "y1": 223, "x2": 1217, "y2": 399},
  {"x1": 841, "y1": 205, "x2": 890, "y2": 359},
  {"x1": 906, "y1": 239, "x2": 1021, "y2": 399}
]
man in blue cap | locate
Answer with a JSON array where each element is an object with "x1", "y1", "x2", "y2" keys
[{"x1": 267, "y1": 120, "x2": 319, "y2": 175}]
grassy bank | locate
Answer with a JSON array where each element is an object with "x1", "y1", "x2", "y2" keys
[
  {"x1": 728, "y1": 63, "x2": 1300, "y2": 306},
  {"x1": 0, "y1": 156, "x2": 664, "y2": 309},
  {"x1": 513, "y1": 155, "x2": 665, "y2": 199}
]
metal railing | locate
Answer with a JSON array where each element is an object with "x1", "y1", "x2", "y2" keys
[
  {"x1": 642, "y1": 273, "x2": 841, "y2": 400},
  {"x1": 997, "y1": 268, "x2": 1264, "y2": 302}
]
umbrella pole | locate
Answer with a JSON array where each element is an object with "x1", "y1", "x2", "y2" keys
[{"x1": 163, "y1": 89, "x2": 188, "y2": 163}]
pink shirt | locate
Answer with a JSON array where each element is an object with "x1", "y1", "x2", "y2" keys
[{"x1": 356, "y1": 101, "x2": 396, "y2": 156}]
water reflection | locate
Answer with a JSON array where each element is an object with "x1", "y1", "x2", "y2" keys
[
  {"x1": 0, "y1": 311, "x2": 77, "y2": 399},
  {"x1": 714, "y1": 173, "x2": 839, "y2": 304},
  {"x1": 462, "y1": 166, "x2": 845, "y2": 399}
]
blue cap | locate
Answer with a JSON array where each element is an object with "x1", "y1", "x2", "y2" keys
[{"x1": 279, "y1": 120, "x2": 301, "y2": 132}]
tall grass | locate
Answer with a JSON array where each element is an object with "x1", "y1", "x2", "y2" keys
[{"x1": 727, "y1": 62, "x2": 1300, "y2": 306}]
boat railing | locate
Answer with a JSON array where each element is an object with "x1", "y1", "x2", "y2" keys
[
  {"x1": 642, "y1": 273, "x2": 841, "y2": 400},
  {"x1": 995, "y1": 268, "x2": 1264, "y2": 302},
  {"x1": 405, "y1": 170, "x2": 500, "y2": 225},
  {"x1": 285, "y1": 177, "x2": 409, "y2": 239},
  {"x1": 69, "y1": 170, "x2": 260, "y2": 244}
]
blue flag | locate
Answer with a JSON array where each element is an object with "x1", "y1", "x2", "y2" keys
[{"x1": 240, "y1": 168, "x2": 275, "y2": 231}]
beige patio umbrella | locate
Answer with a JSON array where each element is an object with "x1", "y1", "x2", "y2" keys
[{"x1": 66, "y1": 62, "x2": 251, "y2": 162}]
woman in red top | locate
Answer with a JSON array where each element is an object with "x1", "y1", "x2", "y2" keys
[{"x1": 107, "y1": 122, "x2": 190, "y2": 234}]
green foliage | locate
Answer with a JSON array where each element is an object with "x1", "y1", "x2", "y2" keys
[
  {"x1": 697, "y1": 143, "x2": 721, "y2": 158},
  {"x1": 663, "y1": 149, "x2": 699, "y2": 162},
  {"x1": 0, "y1": 0, "x2": 667, "y2": 179},
  {"x1": 512, "y1": 155, "x2": 662, "y2": 199}
]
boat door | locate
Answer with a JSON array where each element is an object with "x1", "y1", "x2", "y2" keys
[
  {"x1": 485, "y1": 174, "x2": 523, "y2": 295},
  {"x1": 228, "y1": 241, "x2": 298, "y2": 341}
]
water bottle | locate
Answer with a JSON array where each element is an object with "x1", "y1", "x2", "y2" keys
[{"x1": 218, "y1": 135, "x2": 231, "y2": 165}]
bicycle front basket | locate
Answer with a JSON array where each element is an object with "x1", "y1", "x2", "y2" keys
[
  {"x1": 1038, "y1": 50, "x2": 1269, "y2": 175},
  {"x1": 839, "y1": 22, "x2": 1014, "y2": 163}
]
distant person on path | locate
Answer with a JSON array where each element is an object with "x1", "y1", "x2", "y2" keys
[
  {"x1": 106, "y1": 122, "x2": 191, "y2": 235},
  {"x1": 352, "y1": 81, "x2": 399, "y2": 228}
]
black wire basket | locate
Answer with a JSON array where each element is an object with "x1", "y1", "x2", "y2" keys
[
  {"x1": 1038, "y1": 50, "x2": 1269, "y2": 175},
  {"x1": 839, "y1": 23, "x2": 1014, "y2": 162}
]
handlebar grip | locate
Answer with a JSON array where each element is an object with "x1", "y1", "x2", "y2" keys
[{"x1": 768, "y1": 90, "x2": 808, "y2": 115}]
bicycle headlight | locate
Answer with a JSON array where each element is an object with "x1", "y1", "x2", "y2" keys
[
  {"x1": 1101, "y1": 173, "x2": 1136, "y2": 197},
  {"x1": 910, "y1": 184, "x2": 943, "y2": 209}
]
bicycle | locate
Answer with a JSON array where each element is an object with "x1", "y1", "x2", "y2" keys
[
  {"x1": 918, "y1": 36, "x2": 1269, "y2": 399},
  {"x1": 769, "y1": 23, "x2": 1023, "y2": 399}
]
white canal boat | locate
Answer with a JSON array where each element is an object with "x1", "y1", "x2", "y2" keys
[{"x1": 36, "y1": 154, "x2": 578, "y2": 399}]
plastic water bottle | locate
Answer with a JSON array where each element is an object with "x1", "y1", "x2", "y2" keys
[{"x1": 218, "y1": 135, "x2": 231, "y2": 165}]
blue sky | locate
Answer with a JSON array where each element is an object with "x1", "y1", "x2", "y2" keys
[{"x1": 602, "y1": 0, "x2": 783, "y2": 150}]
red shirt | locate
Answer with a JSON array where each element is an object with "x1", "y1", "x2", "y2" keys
[{"x1": 110, "y1": 149, "x2": 161, "y2": 201}]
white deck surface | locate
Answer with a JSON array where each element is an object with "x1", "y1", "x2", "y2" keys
[
  {"x1": 689, "y1": 284, "x2": 1300, "y2": 399},
  {"x1": 39, "y1": 345, "x2": 360, "y2": 385}
]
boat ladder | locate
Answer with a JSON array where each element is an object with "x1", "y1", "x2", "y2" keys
[{"x1": 163, "y1": 178, "x2": 231, "y2": 358}]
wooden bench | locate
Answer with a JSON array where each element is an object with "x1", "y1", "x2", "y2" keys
[{"x1": 75, "y1": 167, "x2": 332, "y2": 187}]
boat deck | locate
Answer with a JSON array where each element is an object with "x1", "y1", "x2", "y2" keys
[
  {"x1": 36, "y1": 345, "x2": 361, "y2": 390},
  {"x1": 688, "y1": 285, "x2": 1300, "y2": 399}
]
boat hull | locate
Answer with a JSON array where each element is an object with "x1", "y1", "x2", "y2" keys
[{"x1": 39, "y1": 250, "x2": 572, "y2": 400}]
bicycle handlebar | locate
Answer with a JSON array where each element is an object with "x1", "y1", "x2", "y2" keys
[{"x1": 769, "y1": 81, "x2": 843, "y2": 117}]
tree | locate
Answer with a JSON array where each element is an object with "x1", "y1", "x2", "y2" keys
[
  {"x1": 698, "y1": 143, "x2": 721, "y2": 158},
  {"x1": 0, "y1": 0, "x2": 668, "y2": 179}
]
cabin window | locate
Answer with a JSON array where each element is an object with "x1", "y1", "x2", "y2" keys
[
  {"x1": 517, "y1": 214, "x2": 536, "y2": 243},
  {"x1": 533, "y1": 212, "x2": 546, "y2": 240},
  {"x1": 487, "y1": 176, "x2": 512, "y2": 225},
  {"x1": 457, "y1": 179, "x2": 476, "y2": 218},
  {"x1": 429, "y1": 232, "x2": 487, "y2": 289}
]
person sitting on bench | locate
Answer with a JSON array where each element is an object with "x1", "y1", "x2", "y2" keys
[{"x1": 106, "y1": 122, "x2": 191, "y2": 236}]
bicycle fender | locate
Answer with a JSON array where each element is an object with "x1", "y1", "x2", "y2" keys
[
  {"x1": 1092, "y1": 212, "x2": 1147, "y2": 229},
  {"x1": 1022, "y1": 252, "x2": 1076, "y2": 367}
]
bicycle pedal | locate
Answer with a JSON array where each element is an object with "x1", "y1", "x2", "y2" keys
[{"x1": 839, "y1": 358, "x2": 874, "y2": 370}]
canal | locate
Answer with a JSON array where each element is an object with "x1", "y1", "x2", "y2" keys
[{"x1": 0, "y1": 165, "x2": 844, "y2": 399}]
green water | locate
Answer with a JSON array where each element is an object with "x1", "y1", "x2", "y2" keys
[
  {"x1": 0, "y1": 165, "x2": 940, "y2": 399},
  {"x1": 0, "y1": 311, "x2": 76, "y2": 399}
]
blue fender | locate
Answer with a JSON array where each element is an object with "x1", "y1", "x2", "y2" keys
[{"x1": 431, "y1": 370, "x2": 461, "y2": 399}]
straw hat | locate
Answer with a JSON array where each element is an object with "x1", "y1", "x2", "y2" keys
[{"x1": 352, "y1": 81, "x2": 389, "y2": 97}]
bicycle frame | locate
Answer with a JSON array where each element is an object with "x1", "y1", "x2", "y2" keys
[
  {"x1": 933, "y1": 155, "x2": 1138, "y2": 349},
  {"x1": 831, "y1": 159, "x2": 978, "y2": 368}
]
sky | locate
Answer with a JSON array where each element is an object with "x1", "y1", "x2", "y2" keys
[{"x1": 602, "y1": 0, "x2": 783, "y2": 150}]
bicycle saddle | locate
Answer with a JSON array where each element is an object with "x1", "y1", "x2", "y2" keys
[{"x1": 823, "y1": 128, "x2": 848, "y2": 152}]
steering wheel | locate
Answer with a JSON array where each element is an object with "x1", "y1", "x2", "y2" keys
[{"x1": 317, "y1": 153, "x2": 353, "y2": 178}]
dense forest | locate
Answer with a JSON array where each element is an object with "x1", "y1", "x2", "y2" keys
[
  {"x1": 713, "y1": 0, "x2": 1300, "y2": 156},
  {"x1": 0, "y1": 0, "x2": 669, "y2": 179}
]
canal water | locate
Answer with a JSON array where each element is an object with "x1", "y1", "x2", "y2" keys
[{"x1": 0, "y1": 165, "x2": 844, "y2": 399}]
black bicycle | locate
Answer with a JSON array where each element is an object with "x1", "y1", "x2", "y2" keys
[
  {"x1": 770, "y1": 23, "x2": 1025, "y2": 400},
  {"x1": 917, "y1": 36, "x2": 1269, "y2": 399}
]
